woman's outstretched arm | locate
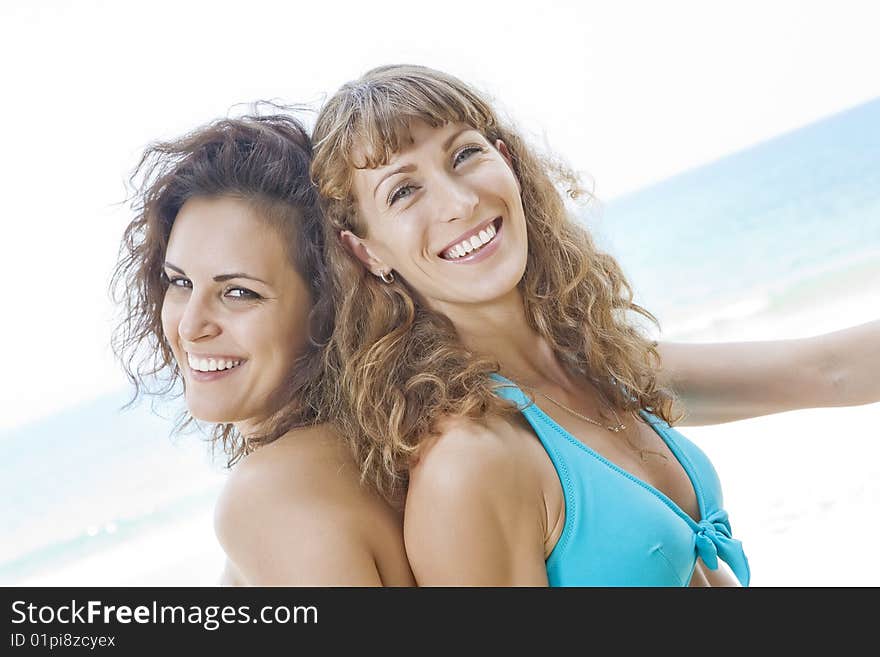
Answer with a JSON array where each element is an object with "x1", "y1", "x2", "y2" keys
[{"x1": 657, "y1": 319, "x2": 880, "y2": 426}]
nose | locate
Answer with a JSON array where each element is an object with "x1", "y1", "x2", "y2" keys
[
  {"x1": 177, "y1": 292, "x2": 221, "y2": 343},
  {"x1": 434, "y1": 174, "x2": 479, "y2": 223}
]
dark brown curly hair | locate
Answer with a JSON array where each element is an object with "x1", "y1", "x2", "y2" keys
[{"x1": 111, "y1": 105, "x2": 332, "y2": 465}]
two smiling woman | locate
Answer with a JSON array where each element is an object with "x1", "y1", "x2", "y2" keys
[{"x1": 114, "y1": 66, "x2": 880, "y2": 586}]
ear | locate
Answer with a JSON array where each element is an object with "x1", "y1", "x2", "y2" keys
[
  {"x1": 339, "y1": 230, "x2": 388, "y2": 277},
  {"x1": 495, "y1": 139, "x2": 514, "y2": 168},
  {"x1": 495, "y1": 139, "x2": 521, "y2": 191}
]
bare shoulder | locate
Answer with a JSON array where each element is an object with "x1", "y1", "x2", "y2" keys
[
  {"x1": 410, "y1": 414, "x2": 529, "y2": 494},
  {"x1": 214, "y1": 424, "x2": 402, "y2": 586},
  {"x1": 215, "y1": 423, "x2": 363, "y2": 520},
  {"x1": 405, "y1": 414, "x2": 549, "y2": 585}
]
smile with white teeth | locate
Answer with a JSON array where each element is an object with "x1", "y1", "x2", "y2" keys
[
  {"x1": 442, "y1": 223, "x2": 497, "y2": 260},
  {"x1": 187, "y1": 352, "x2": 243, "y2": 372}
]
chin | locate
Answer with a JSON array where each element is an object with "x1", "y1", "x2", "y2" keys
[{"x1": 471, "y1": 273, "x2": 523, "y2": 301}]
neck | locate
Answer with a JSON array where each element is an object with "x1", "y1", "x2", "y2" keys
[{"x1": 433, "y1": 288, "x2": 575, "y2": 390}]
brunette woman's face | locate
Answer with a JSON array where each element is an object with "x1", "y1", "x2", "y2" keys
[
  {"x1": 160, "y1": 196, "x2": 312, "y2": 428},
  {"x1": 346, "y1": 120, "x2": 528, "y2": 315}
]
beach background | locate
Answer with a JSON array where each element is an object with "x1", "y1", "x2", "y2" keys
[{"x1": 1, "y1": 1, "x2": 878, "y2": 587}]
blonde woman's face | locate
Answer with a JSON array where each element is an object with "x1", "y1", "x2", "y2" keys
[
  {"x1": 160, "y1": 196, "x2": 312, "y2": 429},
  {"x1": 347, "y1": 120, "x2": 528, "y2": 316}
]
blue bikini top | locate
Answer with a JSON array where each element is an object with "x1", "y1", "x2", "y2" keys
[{"x1": 490, "y1": 374, "x2": 750, "y2": 587}]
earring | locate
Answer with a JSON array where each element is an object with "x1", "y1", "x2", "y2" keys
[{"x1": 379, "y1": 270, "x2": 395, "y2": 284}]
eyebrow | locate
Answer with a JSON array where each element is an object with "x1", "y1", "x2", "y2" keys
[
  {"x1": 163, "y1": 262, "x2": 268, "y2": 284},
  {"x1": 373, "y1": 164, "x2": 415, "y2": 200},
  {"x1": 442, "y1": 127, "x2": 472, "y2": 151},
  {"x1": 371, "y1": 127, "x2": 475, "y2": 200}
]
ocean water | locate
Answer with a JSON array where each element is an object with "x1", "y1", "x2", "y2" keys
[
  {"x1": 0, "y1": 392, "x2": 226, "y2": 584},
  {"x1": 2, "y1": 97, "x2": 879, "y2": 585},
  {"x1": 593, "y1": 95, "x2": 880, "y2": 338}
]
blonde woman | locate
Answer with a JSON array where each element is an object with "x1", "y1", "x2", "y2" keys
[
  {"x1": 112, "y1": 110, "x2": 414, "y2": 586},
  {"x1": 310, "y1": 65, "x2": 880, "y2": 586}
]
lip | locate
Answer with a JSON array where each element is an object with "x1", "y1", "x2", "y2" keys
[
  {"x1": 186, "y1": 352, "x2": 245, "y2": 361},
  {"x1": 184, "y1": 354, "x2": 247, "y2": 383},
  {"x1": 439, "y1": 218, "x2": 503, "y2": 264},
  {"x1": 187, "y1": 360, "x2": 246, "y2": 382},
  {"x1": 437, "y1": 217, "x2": 501, "y2": 255}
]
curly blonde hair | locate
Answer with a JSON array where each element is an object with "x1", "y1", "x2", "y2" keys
[{"x1": 311, "y1": 65, "x2": 679, "y2": 502}]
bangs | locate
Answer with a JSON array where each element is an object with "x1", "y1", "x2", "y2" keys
[
  {"x1": 349, "y1": 110, "x2": 448, "y2": 171},
  {"x1": 313, "y1": 66, "x2": 498, "y2": 202},
  {"x1": 346, "y1": 80, "x2": 494, "y2": 170}
]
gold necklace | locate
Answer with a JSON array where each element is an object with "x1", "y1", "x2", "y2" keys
[{"x1": 534, "y1": 389, "x2": 627, "y2": 433}]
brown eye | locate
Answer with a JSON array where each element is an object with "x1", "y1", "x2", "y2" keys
[
  {"x1": 225, "y1": 287, "x2": 260, "y2": 300},
  {"x1": 165, "y1": 274, "x2": 192, "y2": 289}
]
